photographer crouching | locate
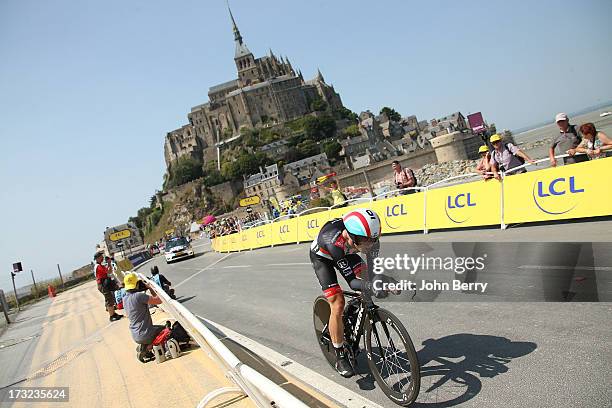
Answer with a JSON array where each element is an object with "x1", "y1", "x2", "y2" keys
[{"x1": 122, "y1": 272, "x2": 164, "y2": 362}]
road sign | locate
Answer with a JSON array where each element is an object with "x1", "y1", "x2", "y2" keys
[
  {"x1": 240, "y1": 195, "x2": 261, "y2": 207},
  {"x1": 109, "y1": 229, "x2": 131, "y2": 241},
  {"x1": 12, "y1": 262, "x2": 22, "y2": 273}
]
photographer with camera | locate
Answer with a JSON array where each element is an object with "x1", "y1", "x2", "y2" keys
[
  {"x1": 122, "y1": 272, "x2": 164, "y2": 362},
  {"x1": 391, "y1": 160, "x2": 417, "y2": 195}
]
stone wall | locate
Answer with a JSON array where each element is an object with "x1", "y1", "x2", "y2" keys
[
  {"x1": 336, "y1": 147, "x2": 438, "y2": 189},
  {"x1": 209, "y1": 180, "x2": 243, "y2": 206}
]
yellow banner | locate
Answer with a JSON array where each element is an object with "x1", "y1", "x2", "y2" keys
[
  {"x1": 253, "y1": 224, "x2": 271, "y2": 248},
  {"x1": 109, "y1": 229, "x2": 131, "y2": 241},
  {"x1": 504, "y1": 157, "x2": 612, "y2": 224},
  {"x1": 426, "y1": 179, "x2": 501, "y2": 230},
  {"x1": 271, "y1": 218, "x2": 298, "y2": 246},
  {"x1": 297, "y1": 211, "x2": 330, "y2": 242},
  {"x1": 239, "y1": 195, "x2": 260, "y2": 207},
  {"x1": 212, "y1": 158, "x2": 612, "y2": 252},
  {"x1": 370, "y1": 193, "x2": 425, "y2": 233}
]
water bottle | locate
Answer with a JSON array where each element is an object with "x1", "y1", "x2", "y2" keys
[
  {"x1": 167, "y1": 339, "x2": 181, "y2": 359},
  {"x1": 152, "y1": 345, "x2": 166, "y2": 363}
]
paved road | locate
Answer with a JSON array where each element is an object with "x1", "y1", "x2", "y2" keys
[{"x1": 151, "y1": 225, "x2": 612, "y2": 408}]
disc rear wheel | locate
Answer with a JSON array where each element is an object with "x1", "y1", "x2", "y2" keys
[{"x1": 313, "y1": 295, "x2": 337, "y2": 370}]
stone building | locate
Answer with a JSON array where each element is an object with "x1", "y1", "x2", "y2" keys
[
  {"x1": 164, "y1": 6, "x2": 344, "y2": 171},
  {"x1": 244, "y1": 164, "x2": 282, "y2": 200},
  {"x1": 283, "y1": 153, "x2": 331, "y2": 186},
  {"x1": 340, "y1": 112, "x2": 399, "y2": 170}
]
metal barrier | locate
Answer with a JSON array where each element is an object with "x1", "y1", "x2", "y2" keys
[
  {"x1": 212, "y1": 152, "x2": 595, "y2": 251},
  {"x1": 134, "y1": 272, "x2": 308, "y2": 408}
]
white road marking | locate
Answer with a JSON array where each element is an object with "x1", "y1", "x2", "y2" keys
[
  {"x1": 192, "y1": 243, "x2": 211, "y2": 249},
  {"x1": 174, "y1": 254, "x2": 231, "y2": 288},
  {"x1": 222, "y1": 265, "x2": 251, "y2": 269},
  {"x1": 265, "y1": 262, "x2": 311, "y2": 266},
  {"x1": 195, "y1": 315, "x2": 385, "y2": 408},
  {"x1": 518, "y1": 265, "x2": 612, "y2": 271}
]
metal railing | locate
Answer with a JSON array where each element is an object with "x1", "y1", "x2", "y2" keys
[
  {"x1": 212, "y1": 152, "x2": 592, "y2": 250},
  {"x1": 134, "y1": 272, "x2": 308, "y2": 408}
]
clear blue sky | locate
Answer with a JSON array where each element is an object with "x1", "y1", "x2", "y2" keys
[{"x1": 1, "y1": 0, "x2": 611, "y2": 291}]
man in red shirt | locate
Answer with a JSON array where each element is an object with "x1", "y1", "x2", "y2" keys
[{"x1": 94, "y1": 252, "x2": 122, "y2": 322}]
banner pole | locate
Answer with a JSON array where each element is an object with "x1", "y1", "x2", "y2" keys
[
  {"x1": 500, "y1": 172, "x2": 507, "y2": 230},
  {"x1": 11, "y1": 272, "x2": 20, "y2": 311}
]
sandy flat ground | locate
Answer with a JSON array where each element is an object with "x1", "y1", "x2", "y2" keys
[{"x1": 0, "y1": 281, "x2": 254, "y2": 408}]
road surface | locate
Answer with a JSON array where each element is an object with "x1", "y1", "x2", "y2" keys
[{"x1": 150, "y1": 222, "x2": 612, "y2": 407}]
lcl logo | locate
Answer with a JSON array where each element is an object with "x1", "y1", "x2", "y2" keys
[
  {"x1": 305, "y1": 218, "x2": 321, "y2": 239},
  {"x1": 385, "y1": 204, "x2": 407, "y2": 230},
  {"x1": 445, "y1": 193, "x2": 476, "y2": 223},
  {"x1": 279, "y1": 225, "x2": 290, "y2": 233},
  {"x1": 256, "y1": 231, "x2": 265, "y2": 238},
  {"x1": 533, "y1": 176, "x2": 584, "y2": 215}
]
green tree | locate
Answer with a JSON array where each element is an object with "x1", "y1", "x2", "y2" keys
[
  {"x1": 244, "y1": 128, "x2": 262, "y2": 148},
  {"x1": 203, "y1": 169, "x2": 225, "y2": 187},
  {"x1": 334, "y1": 107, "x2": 358, "y2": 122},
  {"x1": 167, "y1": 156, "x2": 204, "y2": 188},
  {"x1": 323, "y1": 140, "x2": 342, "y2": 160},
  {"x1": 304, "y1": 114, "x2": 337, "y2": 141},
  {"x1": 311, "y1": 98, "x2": 328, "y2": 112},
  {"x1": 297, "y1": 139, "x2": 320, "y2": 157},
  {"x1": 341, "y1": 124, "x2": 361, "y2": 138},
  {"x1": 380, "y1": 107, "x2": 401, "y2": 122}
]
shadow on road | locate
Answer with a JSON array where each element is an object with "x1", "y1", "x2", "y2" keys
[
  {"x1": 412, "y1": 333, "x2": 537, "y2": 407},
  {"x1": 176, "y1": 295, "x2": 197, "y2": 304}
]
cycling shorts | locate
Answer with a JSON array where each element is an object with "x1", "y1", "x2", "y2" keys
[{"x1": 310, "y1": 252, "x2": 365, "y2": 298}]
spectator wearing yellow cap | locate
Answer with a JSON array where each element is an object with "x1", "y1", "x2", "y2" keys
[
  {"x1": 475, "y1": 145, "x2": 493, "y2": 180},
  {"x1": 489, "y1": 134, "x2": 535, "y2": 179},
  {"x1": 122, "y1": 273, "x2": 164, "y2": 362}
]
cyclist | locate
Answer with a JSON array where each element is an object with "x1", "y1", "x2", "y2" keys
[{"x1": 310, "y1": 208, "x2": 381, "y2": 378}]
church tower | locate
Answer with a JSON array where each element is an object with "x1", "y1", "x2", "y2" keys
[{"x1": 229, "y1": 4, "x2": 259, "y2": 86}]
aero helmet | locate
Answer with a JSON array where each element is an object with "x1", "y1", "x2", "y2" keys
[{"x1": 342, "y1": 208, "x2": 381, "y2": 241}]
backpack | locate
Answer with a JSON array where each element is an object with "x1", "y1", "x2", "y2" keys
[
  {"x1": 169, "y1": 321, "x2": 191, "y2": 345},
  {"x1": 404, "y1": 168, "x2": 418, "y2": 187},
  {"x1": 505, "y1": 143, "x2": 525, "y2": 165},
  {"x1": 493, "y1": 143, "x2": 526, "y2": 174}
]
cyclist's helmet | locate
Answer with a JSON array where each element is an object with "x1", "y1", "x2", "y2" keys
[{"x1": 342, "y1": 208, "x2": 381, "y2": 246}]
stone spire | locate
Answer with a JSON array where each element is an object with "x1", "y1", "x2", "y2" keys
[
  {"x1": 228, "y1": 1, "x2": 251, "y2": 58},
  {"x1": 316, "y1": 68, "x2": 325, "y2": 82}
]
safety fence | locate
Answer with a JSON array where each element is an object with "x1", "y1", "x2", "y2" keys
[
  {"x1": 212, "y1": 155, "x2": 612, "y2": 252},
  {"x1": 134, "y1": 271, "x2": 308, "y2": 408}
]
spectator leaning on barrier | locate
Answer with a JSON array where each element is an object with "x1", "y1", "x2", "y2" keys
[
  {"x1": 391, "y1": 160, "x2": 417, "y2": 195},
  {"x1": 489, "y1": 134, "x2": 534, "y2": 179},
  {"x1": 150, "y1": 265, "x2": 176, "y2": 299},
  {"x1": 122, "y1": 272, "x2": 164, "y2": 362},
  {"x1": 570, "y1": 123, "x2": 612, "y2": 160},
  {"x1": 476, "y1": 145, "x2": 494, "y2": 180},
  {"x1": 94, "y1": 252, "x2": 123, "y2": 322},
  {"x1": 549, "y1": 113, "x2": 589, "y2": 166}
]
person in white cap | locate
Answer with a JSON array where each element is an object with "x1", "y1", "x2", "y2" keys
[{"x1": 549, "y1": 113, "x2": 588, "y2": 166}]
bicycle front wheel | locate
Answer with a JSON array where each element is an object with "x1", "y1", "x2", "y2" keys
[{"x1": 365, "y1": 308, "x2": 420, "y2": 406}]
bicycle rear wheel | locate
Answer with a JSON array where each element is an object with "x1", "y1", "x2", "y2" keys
[
  {"x1": 365, "y1": 308, "x2": 420, "y2": 406},
  {"x1": 312, "y1": 295, "x2": 337, "y2": 370}
]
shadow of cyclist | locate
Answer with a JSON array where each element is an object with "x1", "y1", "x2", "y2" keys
[{"x1": 413, "y1": 333, "x2": 536, "y2": 407}]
